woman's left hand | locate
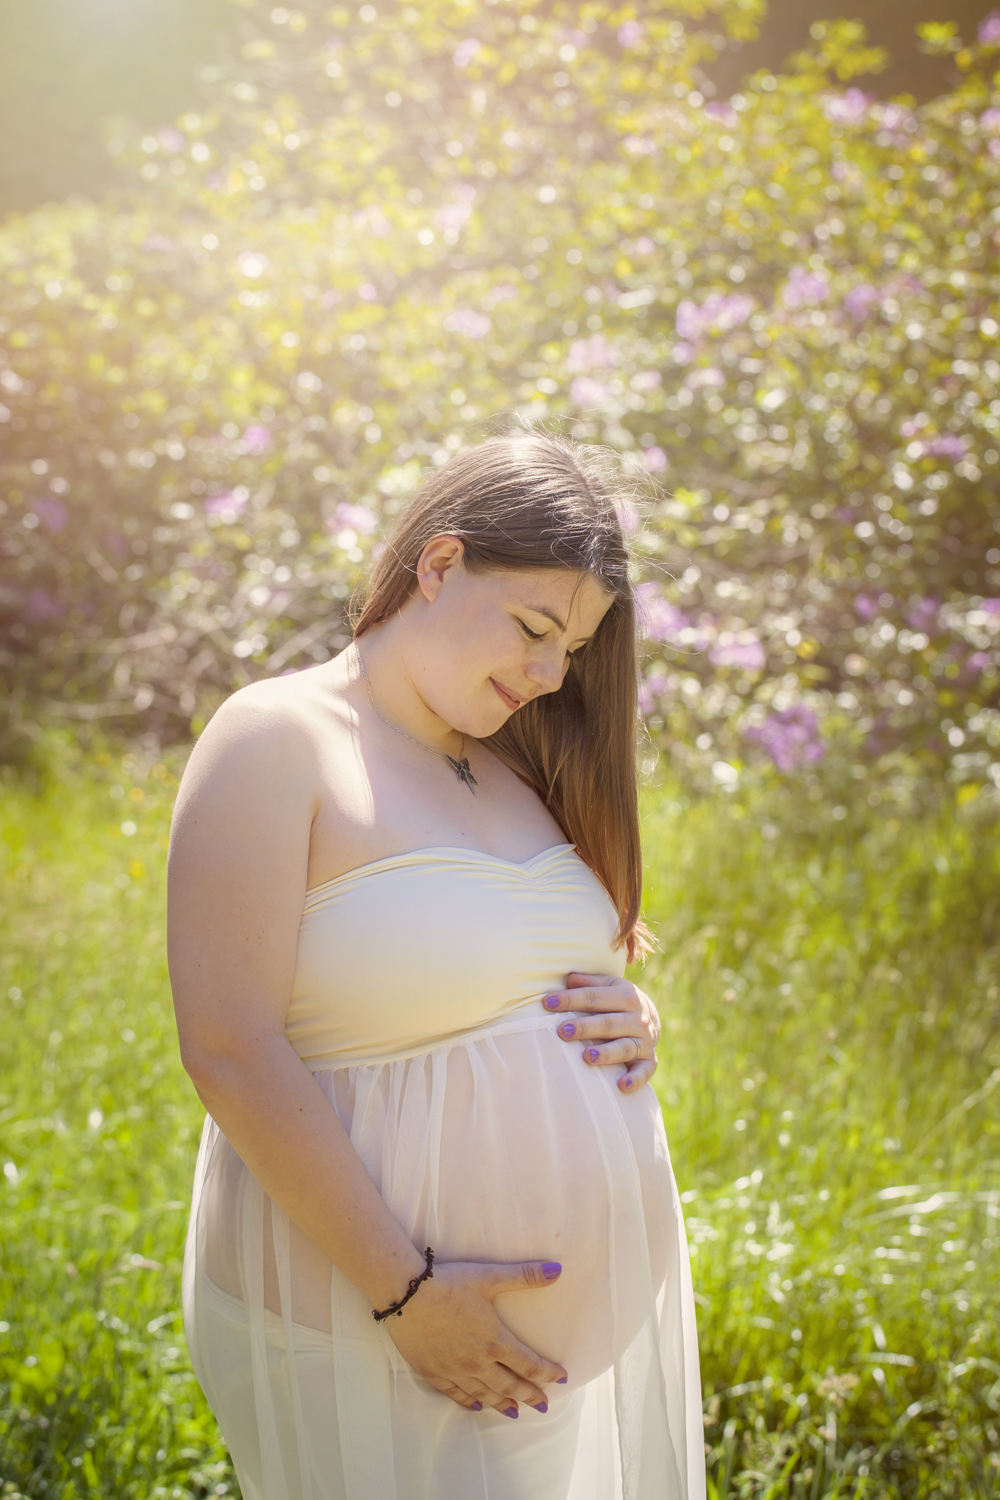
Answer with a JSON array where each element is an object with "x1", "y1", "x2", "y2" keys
[{"x1": 541, "y1": 972, "x2": 660, "y2": 1093}]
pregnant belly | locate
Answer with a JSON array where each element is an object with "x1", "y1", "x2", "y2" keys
[
  {"x1": 198, "y1": 1017, "x2": 677, "y2": 1392},
  {"x1": 321, "y1": 1019, "x2": 676, "y2": 1389}
]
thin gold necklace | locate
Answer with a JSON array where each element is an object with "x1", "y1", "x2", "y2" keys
[{"x1": 353, "y1": 643, "x2": 478, "y2": 795}]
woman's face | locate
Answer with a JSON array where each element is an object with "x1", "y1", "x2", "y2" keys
[{"x1": 400, "y1": 537, "x2": 614, "y2": 738}]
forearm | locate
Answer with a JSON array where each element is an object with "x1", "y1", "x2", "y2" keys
[{"x1": 187, "y1": 1036, "x2": 426, "y2": 1306}]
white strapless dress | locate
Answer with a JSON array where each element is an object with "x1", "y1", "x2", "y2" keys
[{"x1": 182, "y1": 845, "x2": 705, "y2": 1500}]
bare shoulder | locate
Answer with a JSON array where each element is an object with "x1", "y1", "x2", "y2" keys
[
  {"x1": 169, "y1": 673, "x2": 336, "y2": 883},
  {"x1": 175, "y1": 667, "x2": 342, "y2": 810}
]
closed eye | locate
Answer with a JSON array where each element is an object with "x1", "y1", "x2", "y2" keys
[{"x1": 517, "y1": 619, "x2": 545, "y2": 642}]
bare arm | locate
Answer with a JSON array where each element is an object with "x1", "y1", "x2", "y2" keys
[{"x1": 168, "y1": 689, "x2": 566, "y2": 1414}]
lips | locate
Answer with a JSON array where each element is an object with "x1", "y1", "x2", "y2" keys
[{"x1": 490, "y1": 678, "x2": 524, "y2": 712}]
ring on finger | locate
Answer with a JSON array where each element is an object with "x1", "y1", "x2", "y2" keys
[{"x1": 628, "y1": 1037, "x2": 641, "y2": 1062}]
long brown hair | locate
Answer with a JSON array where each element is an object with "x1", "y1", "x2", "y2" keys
[{"x1": 352, "y1": 432, "x2": 650, "y2": 962}]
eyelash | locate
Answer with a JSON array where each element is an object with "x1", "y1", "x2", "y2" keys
[{"x1": 518, "y1": 620, "x2": 581, "y2": 657}]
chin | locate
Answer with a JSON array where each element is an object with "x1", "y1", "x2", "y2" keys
[{"x1": 461, "y1": 696, "x2": 515, "y2": 739}]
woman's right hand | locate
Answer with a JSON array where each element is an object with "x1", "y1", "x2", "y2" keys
[{"x1": 385, "y1": 1259, "x2": 568, "y2": 1416}]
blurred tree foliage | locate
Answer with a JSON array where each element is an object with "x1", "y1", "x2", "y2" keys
[
  {"x1": 0, "y1": 0, "x2": 242, "y2": 216},
  {"x1": 1, "y1": 0, "x2": 1000, "y2": 789}
]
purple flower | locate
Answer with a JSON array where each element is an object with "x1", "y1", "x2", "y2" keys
[
  {"x1": 567, "y1": 335, "x2": 618, "y2": 373},
  {"x1": 444, "y1": 308, "x2": 491, "y2": 339},
  {"x1": 242, "y1": 424, "x2": 272, "y2": 454},
  {"x1": 676, "y1": 293, "x2": 754, "y2": 342},
  {"x1": 844, "y1": 283, "x2": 880, "y2": 321},
  {"x1": 638, "y1": 670, "x2": 669, "y2": 716},
  {"x1": 981, "y1": 598, "x2": 1000, "y2": 617},
  {"x1": 979, "y1": 11, "x2": 1000, "y2": 44},
  {"x1": 745, "y1": 706, "x2": 824, "y2": 773},
  {"x1": 570, "y1": 376, "x2": 610, "y2": 408},
  {"x1": 205, "y1": 490, "x2": 247, "y2": 520},
  {"x1": 781, "y1": 265, "x2": 830, "y2": 309},
  {"x1": 966, "y1": 651, "x2": 992, "y2": 674},
  {"x1": 705, "y1": 101, "x2": 738, "y2": 128},
  {"x1": 453, "y1": 37, "x2": 481, "y2": 67},
  {"x1": 878, "y1": 103, "x2": 917, "y2": 140},
  {"x1": 157, "y1": 127, "x2": 184, "y2": 155},
  {"x1": 907, "y1": 597, "x2": 939, "y2": 631},
  {"x1": 331, "y1": 502, "x2": 378, "y2": 535},
  {"x1": 675, "y1": 302, "x2": 702, "y2": 342},
  {"x1": 23, "y1": 587, "x2": 66, "y2": 623},
  {"x1": 640, "y1": 446, "x2": 668, "y2": 473},
  {"x1": 710, "y1": 636, "x2": 765, "y2": 671},
  {"x1": 924, "y1": 433, "x2": 968, "y2": 461},
  {"x1": 854, "y1": 593, "x2": 878, "y2": 620},
  {"x1": 636, "y1": 583, "x2": 688, "y2": 642},
  {"x1": 33, "y1": 497, "x2": 68, "y2": 532},
  {"x1": 435, "y1": 185, "x2": 476, "y2": 232},
  {"x1": 617, "y1": 20, "x2": 644, "y2": 47},
  {"x1": 824, "y1": 88, "x2": 873, "y2": 126}
]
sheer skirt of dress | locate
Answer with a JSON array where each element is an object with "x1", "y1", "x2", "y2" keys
[{"x1": 183, "y1": 1011, "x2": 705, "y2": 1500}]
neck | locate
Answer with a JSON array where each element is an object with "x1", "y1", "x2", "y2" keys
[{"x1": 352, "y1": 619, "x2": 465, "y2": 760}]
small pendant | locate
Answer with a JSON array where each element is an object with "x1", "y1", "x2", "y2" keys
[{"x1": 445, "y1": 755, "x2": 478, "y2": 794}]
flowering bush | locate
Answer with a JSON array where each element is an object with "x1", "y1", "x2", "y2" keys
[{"x1": 1, "y1": 0, "x2": 999, "y2": 788}]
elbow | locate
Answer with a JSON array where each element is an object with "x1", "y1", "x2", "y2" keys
[
  {"x1": 179, "y1": 1041, "x2": 223, "y2": 1096},
  {"x1": 178, "y1": 1033, "x2": 239, "y2": 1098},
  {"x1": 178, "y1": 1032, "x2": 279, "y2": 1098}
]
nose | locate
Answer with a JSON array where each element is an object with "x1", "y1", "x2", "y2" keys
[{"x1": 525, "y1": 644, "x2": 568, "y2": 694}]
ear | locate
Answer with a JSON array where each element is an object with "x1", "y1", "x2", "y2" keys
[{"x1": 415, "y1": 534, "x2": 465, "y2": 603}]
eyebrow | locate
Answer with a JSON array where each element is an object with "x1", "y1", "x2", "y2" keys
[{"x1": 528, "y1": 604, "x2": 566, "y2": 631}]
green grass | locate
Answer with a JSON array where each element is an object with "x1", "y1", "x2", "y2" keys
[{"x1": 0, "y1": 735, "x2": 997, "y2": 1498}]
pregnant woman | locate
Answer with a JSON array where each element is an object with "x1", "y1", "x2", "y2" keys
[{"x1": 169, "y1": 432, "x2": 704, "y2": 1500}]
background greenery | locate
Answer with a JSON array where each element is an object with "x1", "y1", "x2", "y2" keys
[
  {"x1": 1, "y1": 0, "x2": 996, "y2": 219},
  {"x1": 1, "y1": 737, "x2": 997, "y2": 1498},
  {"x1": 2, "y1": 0, "x2": 999, "y2": 1494},
  {"x1": 3, "y1": 0, "x2": 1000, "y2": 787}
]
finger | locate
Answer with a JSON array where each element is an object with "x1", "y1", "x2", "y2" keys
[
  {"x1": 618, "y1": 1057, "x2": 658, "y2": 1093},
  {"x1": 491, "y1": 1332, "x2": 568, "y2": 1390},
  {"x1": 555, "y1": 1011, "x2": 638, "y2": 1042},
  {"x1": 582, "y1": 1037, "x2": 650, "y2": 1068},
  {"x1": 430, "y1": 1378, "x2": 486, "y2": 1412},
  {"x1": 490, "y1": 1363, "x2": 554, "y2": 1412},
  {"x1": 565, "y1": 971, "x2": 619, "y2": 989},
  {"x1": 482, "y1": 1259, "x2": 563, "y2": 1295},
  {"x1": 543, "y1": 985, "x2": 638, "y2": 1015}
]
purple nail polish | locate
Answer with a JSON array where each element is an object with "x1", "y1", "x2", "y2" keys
[
  {"x1": 557, "y1": 1376, "x2": 568, "y2": 1384},
  {"x1": 587, "y1": 1048, "x2": 600, "y2": 1063},
  {"x1": 532, "y1": 1401, "x2": 548, "y2": 1413},
  {"x1": 470, "y1": 1402, "x2": 482, "y2": 1411},
  {"x1": 559, "y1": 1021, "x2": 576, "y2": 1039},
  {"x1": 542, "y1": 1262, "x2": 561, "y2": 1279},
  {"x1": 504, "y1": 1406, "x2": 518, "y2": 1419},
  {"x1": 622, "y1": 1077, "x2": 633, "y2": 1090},
  {"x1": 543, "y1": 994, "x2": 560, "y2": 1010}
]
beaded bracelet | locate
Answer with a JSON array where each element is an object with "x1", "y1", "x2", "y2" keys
[{"x1": 372, "y1": 1248, "x2": 435, "y2": 1323}]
